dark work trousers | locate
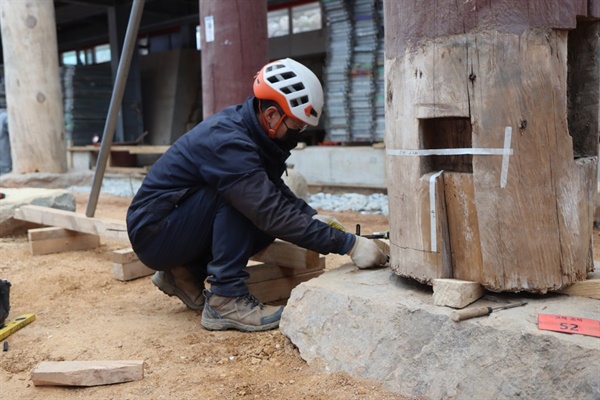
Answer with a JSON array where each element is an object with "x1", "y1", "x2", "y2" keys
[{"x1": 134, "y1": 186, "x2": 275, "y2": 297}]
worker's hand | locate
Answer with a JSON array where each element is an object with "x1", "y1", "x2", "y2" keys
[
  {"x1": 347, "y1": 235, "x2": 388, "y2": 269},
  {"x1": 313, "y1": 214, "x2": 346, "y2": 232}
]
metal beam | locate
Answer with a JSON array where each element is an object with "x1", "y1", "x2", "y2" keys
[
  {"x1": 59, "y1": 0, "x2": 117, "y2": 7},
  {"x1": 55, "y1": 4, "x2": 106, "y2": 25},
  {"x1": 86, "y1": 0, "x2": 145, "y2": 217}
]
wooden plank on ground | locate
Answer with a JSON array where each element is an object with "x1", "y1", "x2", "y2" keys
[
  {"x1": 31, "y1": 360, "x2": 144, "y2": 387},
  {"x1": 555, "y1": 271, "x2": 600, "y2": 300},
  {"x1": 249, "y1": 270, "x2": 324, "y2": 303},
  {"x1": 14, "y1": 205, "x2": 128, "y2": 241},
  {"x1": 68, "y1": 145, "x2": 169, "y2": 154},
  {"x1": 28, "y1": 227, "x2": 100, "y2": 255},
  {"x1": 432, "y1": 278, "x2": 485, "y2": 309},
  {"x1": 112, "y1": 248, "x2": 154, "y2": 281},
  {"x1": 250, "y1": 240, "x2": 323, "y2": 270}
]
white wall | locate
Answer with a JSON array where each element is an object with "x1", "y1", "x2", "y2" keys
[{"x1": 288, "y1": 146, "x2": 386, "y2": 189}]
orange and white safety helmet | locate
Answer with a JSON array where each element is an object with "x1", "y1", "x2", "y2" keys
[{"x1": 253, "y1": 58, "x2": 324, "y2": 127}]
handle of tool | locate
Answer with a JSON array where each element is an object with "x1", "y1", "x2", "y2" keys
[{"x1": 451, "y1": 306, "x2": 492, "y2": 322}]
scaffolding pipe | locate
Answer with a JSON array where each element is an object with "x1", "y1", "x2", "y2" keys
[{"x1": 86, "y1": 0, "x2": 145, "y2": 217}]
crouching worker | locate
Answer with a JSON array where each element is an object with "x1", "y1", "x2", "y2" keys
[{"x1": 126, "y1": 58, "x2": 387, "y2": 333}]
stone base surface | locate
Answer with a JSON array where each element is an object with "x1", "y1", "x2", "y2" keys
[
  {"x1": 0, "y1": 188, "x2": 75, "y2": 236},
  {"x1": 280, "y1": 264, "x2": 600, "y2": 400}
]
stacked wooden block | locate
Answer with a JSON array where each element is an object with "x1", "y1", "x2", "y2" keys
[
  {"x1": 247, "y1": 240, "x2": 326, "y2": 303},
  {"x1": 17, "y1": 205, "x2": 324, "y2": 303},
  {"x1": 110, "y1": 240, "x2": 326, "y2": 303}
]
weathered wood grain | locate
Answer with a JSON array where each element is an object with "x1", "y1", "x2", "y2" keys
[
  {"x1": 443, "y1": 172, "x2": 482, "y2": 283},
  {"x1": 31, "y1": 360, "x2": 144, "y2": 387},
  {"x1": 0, "y1": 0, "x2": 66, "y2": 173},
  {"x1": 250, "y1": 239, "x2": 324, "y2": 270},
  {"x1": 14, "y1": 205, "x2": 128, "y2": 241},
  {"x1": 385, "y1": 9, "x2": 596, "y2": 292},
  {"x1": 28, "y1": 227, "x2": 100, "y2": 256}
]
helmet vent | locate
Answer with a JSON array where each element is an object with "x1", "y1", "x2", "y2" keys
[
  {"x1": 267, "y1": 71, "x2": 297, "y2": 84},
  {"x1": 290, "y1": 95, "x2": 309, "y2": 107},
  {"x1": 280, "y1": 82, "x2": 305, "y2": 95},
  {"x1": 266, "y1": 64, "x2": 285, "y2": 72}
]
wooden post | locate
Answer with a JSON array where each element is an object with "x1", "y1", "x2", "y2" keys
[
  {"x1": 384, "y1": 1, "x2": 600, "y2": 293},
  {"x1": 199, "y1": 0, "x2": 268, "y2": 118},
  {"x1": 0, "y1": 0, "x2": 66, "y2": 173}
]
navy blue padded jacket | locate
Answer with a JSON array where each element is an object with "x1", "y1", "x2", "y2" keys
[{"x1": 127, "y1": 97, "x2": 354, "y2": 256}]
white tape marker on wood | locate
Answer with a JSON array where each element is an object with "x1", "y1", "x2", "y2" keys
[
  {"x1": 386, "y1": 148, "x2": 512, "y2": 156},
  {"x1": 500, "y1": 126, "x2": 512, "y2": 189},
  {"x1": 429, "y1": 170, "x2": 444, "y2": 253}
]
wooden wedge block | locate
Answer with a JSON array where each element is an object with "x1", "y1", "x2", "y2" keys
[
  {"x1": 113, "y1": 248, "x2": 140, "y2": 264},
  {"x1": 246, "y1": 258, "x2": 325, "y2": 284},
  {"x1": 31, "y1": 360, "x2": 144, "y2": 387},
  {"x1": 113, "y1": 248, "x2": 154, "y2": 281},
  {"x1": 433, "y1": 278, "x2": 485, "y2": 309},
  {"x1": 28, "y1": 227, "x2": 100, "y2": 255},
  {"x1": 372, "y1": 238, "x2": 389, "y2": 257},
  {"x1": 250, "y1": 240, "x2": 323, "y2": 270},
  {"x1": 555, "y1": 271, "x2": 600, "y2": 300},
  {"x1": 249, "y1": 269, "x2": 324, "y2": 304}
]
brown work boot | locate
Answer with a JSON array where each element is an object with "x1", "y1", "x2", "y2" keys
[
  {"x1": 201, "y1": 290, "x2": 283, "y2": 332},
  {"x1": 151, "y1": 266, "x2": 205, "y2": 310}
]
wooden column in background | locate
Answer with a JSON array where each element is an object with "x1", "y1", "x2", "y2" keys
[
  {"x1": 0, "y1": 0, "x2": 66, "y2": 173},
  {"x1": 384, "y1": 0, "x2": 600, "y2": 293},
  {"x1": 199, "y1": 0, "x2": 268, "y2": 118}
]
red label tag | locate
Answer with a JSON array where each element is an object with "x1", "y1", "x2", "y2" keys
[{"x1": 538, "y1": 314, "x2": 600, "y2": 338}]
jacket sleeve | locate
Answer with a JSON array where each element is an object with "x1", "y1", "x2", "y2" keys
[
  {"x1": 197, "y1": 136, "x2": 351, "y2": 255},
  {"x1": 222, "y1": 171, "x2": 352, "y2": 255},
  {"x1": 274, "y1": 175, "x2": 317, "y2": 216}
]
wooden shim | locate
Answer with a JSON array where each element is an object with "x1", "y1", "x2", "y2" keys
[
  {"x1": 113, "y1": 260, "x2": 154, "y2": 281},
  {"x1": 28, "y1": 227, "x2": 100, "y2": 255},
  {"x1": 249, "y1": 270, "x2": 324, "y2": 304},
  {"x1": 246, "y1": 260, "x2": 325, "y2": 285},
  {"x1": 554, "y1": 271, "x2": 600, "y2": 300},
  {"x1": 389, "y1": 172, "x2": 452, "y2": 284},
  {"x1": 443, "y1": 172, "x2": 483, "y2": 282},
  {"x1": 14, "y1": 205, "x2": 128, "y2": 241},
  {"x1": 113, "y1": 248, "x2": 154, "y2": 281},
  {"x1": 113, "y1": 248, "x2": 140, "y2": 264},
  {"x1": 31, "y1": 360, "x2": 144, "y2": 387},
  {"x1": 250, "y1": 240, "x2": 323, "y2": 270},
  {"x1": 432, "y1": 278, "x2": 485, "y2": 309},
  {"x1": 372, "y1": 238, "x2": 389, "y2": 257}
]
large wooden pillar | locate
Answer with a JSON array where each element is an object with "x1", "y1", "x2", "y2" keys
[
  {"x1": 199, "y1": 0, "x2": 268, "y2": 118},
  {"x1": 384, "y1": 0, "x2": 600, "y2": 292},
  {"x1": 0, "y1": 0, "x2": 66, "y2": 173}
]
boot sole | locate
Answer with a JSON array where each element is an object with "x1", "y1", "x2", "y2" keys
[
  {"x1": 151, "y1": 272, "x2": 204, "y2": 311},
  {"x1": 200, "y1": 316, "x2": 280, "y2": 332}
]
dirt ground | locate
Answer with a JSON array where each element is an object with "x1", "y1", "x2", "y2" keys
[{"x1": 0, "y1": 192, "x2": 414, "y2": 400}]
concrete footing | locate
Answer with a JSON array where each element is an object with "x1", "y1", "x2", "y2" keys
[{"x1": 280, "y1": 264, "x2": 600, "y2": 400}]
